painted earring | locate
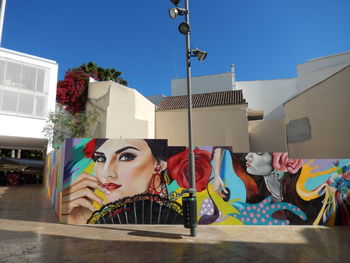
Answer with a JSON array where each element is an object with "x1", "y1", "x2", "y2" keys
[{"x1": 147, "y1": 165, "x2": 168, "y2": 198}]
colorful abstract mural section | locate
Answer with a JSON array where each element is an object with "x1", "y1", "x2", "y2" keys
[
  {"x1": 45, "y1": 138, "x2": 350, "y2": 226},
  {"x1": 45, "y1": 146, "x2": 64, "y2": 217}
]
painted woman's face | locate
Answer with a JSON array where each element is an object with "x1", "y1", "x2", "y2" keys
[
  {"x1": 93, "y1": 139, "x2": 157, "y2": 202},
  {"x1": 245, "y1": 152, "x2": 273, "y2": 176}
]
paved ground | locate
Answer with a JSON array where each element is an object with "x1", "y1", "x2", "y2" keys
[{"x1": 0, "y1": 185, "x2": 349, "y2": 263}]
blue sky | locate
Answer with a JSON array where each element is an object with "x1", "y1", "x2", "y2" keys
[{"x1": 2, "y1": 0, "x2": 350, "y2": 96}]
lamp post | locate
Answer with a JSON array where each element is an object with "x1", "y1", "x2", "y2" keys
[
  {"x1": 0, "y1": 0, "x2": 7, "y2": 46},
  {"x1": 168, "y1": 0, "x2": 207, "y2": 237}
]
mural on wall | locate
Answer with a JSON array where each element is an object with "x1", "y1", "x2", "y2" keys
[
  {"x1": 45, "y1": 147, "x2": 63, "y2": 217},
  {"x1": 50, "y1": 138, "x2": 350, "y2": 226}
]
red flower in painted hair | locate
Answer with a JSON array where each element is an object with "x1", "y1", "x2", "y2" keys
[
  {"x1": 167, "y1": 147, "x2": 212, "y2": 192},
  {"x1": 84, "y1": 139, "x2": 96, "y2": 158},
  {"x1": 272, "y1": 152, "x2": 303, "y2": 174}
]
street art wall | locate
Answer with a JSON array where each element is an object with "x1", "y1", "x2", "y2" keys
[
  {"x1": 45, "y1": 147, "x2": 63, "y2": 217},
  {"x1": 45, "y1": 138, "x2": 350, "y2": 226}
]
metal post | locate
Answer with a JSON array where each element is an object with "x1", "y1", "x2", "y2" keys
[
  {"x1": 184, "y1": 0, "x2": 197, "y2": 237},
  {"x1": 0, "y1": 0, "x2": 7, "y2": 46}
]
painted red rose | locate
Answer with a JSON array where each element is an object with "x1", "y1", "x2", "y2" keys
[
  {"x1": 272, "y1": 152, "x2": 303, "y2": 174},
  {"x1": 167, "y1": 147, "x2": 212, "y2": 192}
]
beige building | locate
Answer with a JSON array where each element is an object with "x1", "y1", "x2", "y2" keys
[
  {"x1": 82, "y1": 52, "x2": 350, "y2": 158},
  {"x1": 155, "y1": 90, "x2": 250, "y2": 151},
  {"x1": 86, "y1": 82, "x2": 250, "y2": 151},
  {"x1": 86, "y1": 81, "x2": 155, "y2": 139},
  {"x1": 248, "y1": 119, "x2": 287, "y2": 152},
  {"x1": 284, "y1": 65, "x2": 350, "y2": 159}
]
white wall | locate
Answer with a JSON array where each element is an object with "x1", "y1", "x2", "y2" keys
[
  {"x1": 0, "y1": 114, "x2": 48, "y2": 139},
  {"x1": 171, "y1": 68, "x2": 298, "y2": 120},
  {"x1": 0, "y1": 48, "x2": 58, "y2": 144},
  {"x1": 236, "y1": 78, "x2": 298, "y2": 119},
  {"x1": 134, "y1": 87, "x2": 155, "y2": 138},
  {"x1": 297, "y1": 51, "x2": 350, "y2": 93},
  {"x1": 171, "y1": 72, "x2": 234, "y2": 96},
  {"x1": 88, "y1": 81, "x2": 155, "y2": 139}
]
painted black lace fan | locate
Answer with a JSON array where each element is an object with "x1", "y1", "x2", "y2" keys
[{"x1": 87, "y1": 193, "x2": 184, "y2": 224}]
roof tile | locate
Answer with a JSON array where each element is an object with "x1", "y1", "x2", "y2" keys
[{"x1": 156, "y1": 90, "x2": 246, "y2": 111}]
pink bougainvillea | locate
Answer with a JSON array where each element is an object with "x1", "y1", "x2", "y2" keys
[{"x1": 56, "y1": 69, "x2": 89, "y2": 114}]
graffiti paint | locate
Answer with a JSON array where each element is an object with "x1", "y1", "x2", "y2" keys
[
  {"x1": 45, "y1": 146, "x2": 64, "y2": 217},
  {"x1": 44, "y1": 138, "x2": 350, "y2": 226}
]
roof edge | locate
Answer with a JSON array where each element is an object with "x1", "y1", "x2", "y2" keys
[
  {"x1": 0, "y1": 47, "x2": 57, "y2": 65},
  {"x1": 283, "y1": 64, "x2": 350, "y2": 105}
]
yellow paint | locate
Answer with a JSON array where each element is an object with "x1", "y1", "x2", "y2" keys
[
  {"x1": 211, "y1": 216, "x2": 243, "y2": 225},
  {"x1": 85, "y1": 162, "x2": 95, "y2": 174},
  {"x1": 47, "y1": 185, "x2": 51, "y2": 198},
  {"x1": 313, "y1": 186, "x2": 337, "y2": 226},
  {"x1": 172, "y1": 188, "x2": 184, "y2": 205},
  {"x1": 327, "y1": 190, "x2": 337, "y2": 226},
  {"x1": 313, "y1": 187, "x2": 329, "y2": 225},
  {"x1": 93, "y1": 189, "x2": 107, "y2": 210},
  {"x1": 195, "y1": 184, "x2": 241, "y2": 225},
  {"x1": 297, "y1": 160, "x2": 337, "y2": 201}
]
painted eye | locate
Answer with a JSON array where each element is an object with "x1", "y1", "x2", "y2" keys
[
  {"x1": 119, "y1": 153, "x2": 136, "y2": 161},
  {"x1": 93, "y1": 154, "x2": 106, "y2": 162}
]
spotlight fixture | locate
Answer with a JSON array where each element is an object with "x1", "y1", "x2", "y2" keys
[
  {"x1": 168, "y1": 7, "x2": 187, "y2": 19},
  {"x1": 169, "y1": 8, "x2": 179, "y2": 19},
  {"x1": 191, "y1": 48, "x2": 208, "y2": 62},
  {"x1": 178, "y1": 22, "x2": 190, "y2": 34}
]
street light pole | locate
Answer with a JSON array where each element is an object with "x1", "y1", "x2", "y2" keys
[
  {"x1": 0, "y1": 0, "x2": 7, "y2": 46},
  {"x1": 183, "y1": 0, "x2": 197, "y2": 238},
  {"x1": 169, "y1": 0, "x2": 207, "y2": 237}
]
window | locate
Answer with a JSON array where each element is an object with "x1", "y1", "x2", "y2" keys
[
  {"x1": 18, "y1": 93, "x2": 34, "y2": 114},
  {"x1": 37, "y1": 69, "x2": 45, "y2": 93},
  {"x1": 6, "y1": 62, "x2": 21, "y2": 88},
  {"x1": 0, "y1": 60, "x2": 5, "y2": 85},
  {"x1": 2, "y1": 90, "x2": 18, "y2": 112},
  {"x1": 0, "y1": 57, "x2": 50, "y2": 118},
  {"x1": 21, "y1": 65, "x2": 36, "y2": 91},
  {"x1": 35, "y1": 96, "x2": 46, "y2": 117}
]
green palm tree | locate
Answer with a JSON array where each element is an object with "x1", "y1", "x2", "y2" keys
[{"x1": 78, "y1": 62, "x2": 127, "y2": 85}]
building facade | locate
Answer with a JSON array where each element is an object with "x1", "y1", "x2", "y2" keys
[
  {"x1": 0, "y1": 48, "x2": 58, "y2": 151},
  {"x1": 86, "y1": 81, "x2": 155, "y2": 139}
]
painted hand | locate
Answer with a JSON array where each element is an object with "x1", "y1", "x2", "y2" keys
[
  {"x1": 61, "y1": 172, "x2": 105, "y2": 224},
  {"x1": 212, "y1": 176, "x2": 228, "y2": 198}
]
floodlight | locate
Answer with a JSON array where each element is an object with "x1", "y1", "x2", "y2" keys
[
  {"x1": 169, "y1": 7, "x2": 187, "y2": 19},
  {"x1": 191, "y1": 48, "x2": 208, "y2": 62},
  {"x1": 169, "y1": 8, "x2": 179, "y2": 19}
]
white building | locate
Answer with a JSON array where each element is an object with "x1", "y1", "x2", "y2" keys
[
  {"x1": 297, "y1": 51, "x2": 350, "y2": 93},
  {"x1": 170, "y1": 51, "x2": 350, "y2": 120},
  {"x1": 171, "y1": 64, "x2": 299, "y2": 120},
  {"x1": 0, "y1": 48, "x2": 58, "y2": 151}
]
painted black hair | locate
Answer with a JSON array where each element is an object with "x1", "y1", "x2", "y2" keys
[
  {"x1": 144, "y1": 139, "x2": 186, "y2": 162},
  {"x1": 93, "y1": 138, "x2": 185, "y2": 162}
]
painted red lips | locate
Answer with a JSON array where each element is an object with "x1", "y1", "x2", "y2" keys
[{"x1": 103, "y1": 183, "x2": 122, "y2": 191}]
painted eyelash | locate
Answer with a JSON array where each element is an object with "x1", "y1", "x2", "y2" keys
[
  {"x1": 118, "y1": 152, "x2": 136, "y2": 161},
  {"x1": 93, "y1": 154, "x2": 106, "y2": 162}
]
